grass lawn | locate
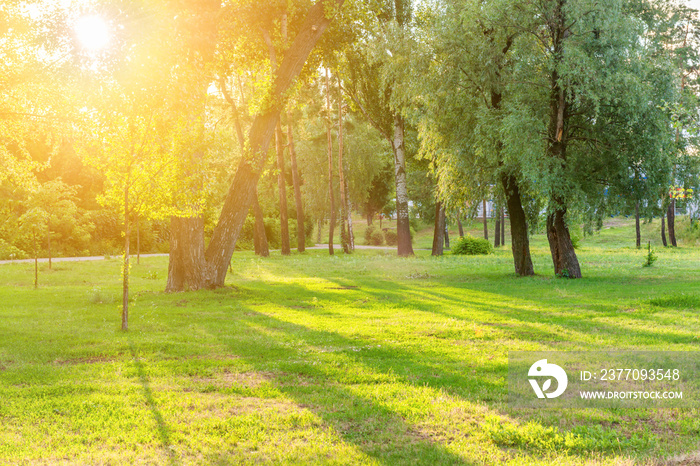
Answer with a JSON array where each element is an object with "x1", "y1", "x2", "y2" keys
[{"x1": 1, "y1": 218, "x2": 699, "y2": 465}]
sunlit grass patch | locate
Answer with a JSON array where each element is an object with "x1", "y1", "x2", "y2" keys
[{"x1": 1, "y1": 222, "x2": 699, "y2": 464}]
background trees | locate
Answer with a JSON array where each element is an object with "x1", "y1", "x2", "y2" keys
[{"x1": 1, "y1": 0, "x2": 698, "y2": 300}]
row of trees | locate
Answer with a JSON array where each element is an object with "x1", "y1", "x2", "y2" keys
[{"x1": 2, "y1": 0, "x2": 700, "y2": 328}]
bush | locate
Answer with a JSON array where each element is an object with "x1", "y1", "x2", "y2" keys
[
  {"x1": 0, "y1": 239, "x2": 27, "y2": 260},
  {"x1": 642, "y1": 241, "x2": 657, "y2": 268},
  {"x1": 452, "y1": 235, "x2": 493, "y2": 255},
  {"x1": 369, "y1": 230, "x2": 384, "y2": 246},
  {"x1": 384, "y1": 229, "x2": 398, "y2": 246},
  {"x1": 364, "y1": 225, "x2": 376, "y2": 245}
]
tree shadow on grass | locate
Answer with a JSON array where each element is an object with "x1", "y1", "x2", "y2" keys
[
  {"x1": 129, "y1": 343, "x2": 179, "y2": 466},
  {"x1": 204, "y1": 273, "x2": 700, "y2": 461},
  {"x1": 199, "y1": 307, "x2": 482, "y2": 465}
]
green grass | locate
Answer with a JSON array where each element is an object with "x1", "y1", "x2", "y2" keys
[{"x1": 1, "y1": 218, "x2": 700, "y2": 464}]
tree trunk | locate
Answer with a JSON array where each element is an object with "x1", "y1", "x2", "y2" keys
[
  {"x1": 47, "y1": 220, "x2": 51, "y2": 270},
  {"x1": 347, "y1": 192, "x2": 355, "y2": 250},
  {"x1": 33, "y1": 229, "x2": 38, "y2": 289},
  {"x1": 494, "y1": 206, "x2": 501, "y2": 248},
  {"x1": 543, "y1": 0, "x2": 580, "y2": 278},
  {"x1": 275, "y1": 122, "x2": 291, "y2": 255},
  {"x1": 287, "y1": 122, "x2": 305, "y2": 252},
  {"x1": 546, "y1": 208, "x2": 581, "y2": 278},
  {"x1": 482, "y1": 199, "x2": 488, "y2": 240},
  {"x1": 325, "y1": 68, "x2": 335, "y2": 255},
  {"x1": 432, "y1": 201, "x2": 445, "y2": 256},
  {"x1": 253, "y1": 189, "x2": 269, "y2": 257},
  {"x1": 338, "y1": 81, "x2": 351, "y2": 254},
  {"x1": 661, "y1": 213, "x2": 667, "y2": 247},
  {"x1": 393, "y1": 114, "x2": 414, "y2": 256},
  {"x1": 667, "y1": 200, "x2": 677, "y2": 247},
  {"x1": 635, "y1": 201, "x2": 641, "y2": 248},
  {"x1": 367, "y1": 213, "x2": 372, "y2": 226},
  {"x1": 443, "y1": 211, "x2": 450, "y2": 249},
  {"x1": 457, "y1": 218, "x2": 464, "y2": 237},
  {"x1": 167, "y1": 0, "x2": 344, "y2": 290},
  {"x1": 136, "y1": 216, "x2": 140, "y2": 265},
  {"x1": 501, "y1": 173, "x2": 534, "y2": 276},
  {"x1": 221, "y1": 74, "x2": 270, "y2": 258},
  {"x1": 316, "y1": 218, "x2": 322, "y2": 244},
  {"x1": 122, "y1": 186, "x2": 130, "y2": 331},
  {"x1": 166, "y1": 216, "x2": 208, "y2": 291},
  {"x1": 501, "y1": 208, "x2": 505, "y2": 244}
]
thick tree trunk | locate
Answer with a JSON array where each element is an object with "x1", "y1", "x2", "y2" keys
[
  {"x1": 667, "y1": 200, "x2": 677, "y2": 247},
  {"x1": 275, "y1": 123, "x2": 291, "y2": 255},
  {"x1": 546, "y1": 208, "x2": 581, "y2": 278},
  {"x1": 166, "y1": 0, "x2": 344, "y2": 290},
  {"x1": 221, "y1": 75, "x2": 270, "y2": 258},
  {"x1": 501, "y1": 173, "x2": 534, "y2": 276},
  {"x1": 543, "y1": 0, "x2": 580, "y2": 278},
  {"x1": 661, "y1": 213, "x2": 668, "y2": 247},
  {"x1": 167, "y1": 217, "x2": 208, "y2": 291},
  {"x1": 494, "y1": 206, "x2": 501, "y2": 248},
  {"x1": 253, "y1": 190, "x2": 269, "y2": 257},
  {"x1": 483, "y1": 199, "x2": 488, "y2": 240},
  {"x1": 338, "y1": 82, "x2": 351, "y2": 254},
  {"x1": 432, "y1": 201, "x2": 445, "y2": 256},
  {"x1": 635, "y1": 201, "x2": 641, "y2": 248},
  {"x1": 393, "y1": 114, "x2": 414, "y2": 257},
  {"x1": 457, "y1": 218, "x2": 464, "y2": 237},
  {"x1": 366, "y1": 213, "x2": 372, "y2": 226},
  {"x1": 287, "y1": 122, "x2": 305, "y2": 252}
]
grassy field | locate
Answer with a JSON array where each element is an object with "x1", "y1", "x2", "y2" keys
[{"x1": 1, "y1": 218, "x2": 699, "y2": 465}]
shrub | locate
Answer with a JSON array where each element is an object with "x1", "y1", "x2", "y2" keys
[
  {"x1": 452, "y1": 235, "x2": 493, "y2": 255},
  {"x1": 0, "y1": 239, "x2": 26, "y2": 260},
  {"x1": 370, "y1": 230, "x2": 384, "y2": 246},
  {"x1": 384, "y1": 229, "x2": 398, "y2": 246},
  {"x1": 364, "y1": 225, "x2": 376, "y2": 245},
  {"x1": 642, "y1": 241, "x2": 657, "y2": 267}
]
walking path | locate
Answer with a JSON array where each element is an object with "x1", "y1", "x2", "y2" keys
[{"x1": 0, "y1": 245, "x2": 434, "y2": 265}]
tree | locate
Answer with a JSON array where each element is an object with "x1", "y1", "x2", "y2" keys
[
  {"x1": 166, "y1": 0, "x2": 346, "y2": 290},
  {"x1": 507, "y1": 0, "x2": 678, "y2": 277},
  {"x1": 25, "y1": 179, "x2": 80, "y2": 269},
  {"x1": 341, "y1": 0, "x2": 415, "y2": 257},
  {"x1": 402, "y1": 0, "x2": 535, "y2": 275}
]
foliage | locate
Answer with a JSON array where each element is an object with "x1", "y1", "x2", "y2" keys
[
  {"x1": 384, "y1": 229, "x2": 398, "y2": 246},
  {"x1": 643, "y1": 241, "x2": 658, "y2": 268},
  {"x1": 452, "y1": 235, "x2": 493, "y2": 256},
  {"x1": 364, "y1": 225, "x2": 376, "y2": 244},
  {"x1": 369, "y1": 230, "x2": 384, "y2": 246},
  {"x1": 676, "y1": 216, "x2": 700, "y2": 246},
  {"x1": 0, "y1": 238, "x2": 26, "y2": 260}
]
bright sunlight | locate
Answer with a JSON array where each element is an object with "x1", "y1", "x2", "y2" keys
[{"x1": 74, "y1": 15, "x2": 109, "y2": 51}]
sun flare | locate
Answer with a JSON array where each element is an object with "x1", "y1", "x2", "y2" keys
[{"x1": 75, "y1": 15, "x2": 110, "y2": 51}]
